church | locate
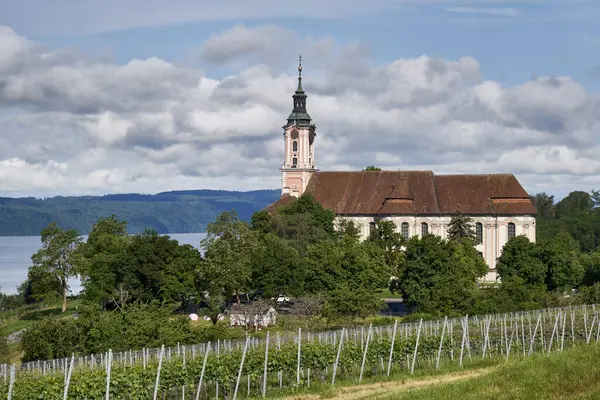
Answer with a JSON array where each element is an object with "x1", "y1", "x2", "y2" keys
[{"x1": 266, "y1": 59, "x2": 537, "y2": 281}]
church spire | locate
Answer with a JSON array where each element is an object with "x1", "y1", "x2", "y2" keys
[
  {"x1": 287, "y1": 55, "x2": 311, "y2": 127},
  {"x1": 296, "y1": 54, "x2": 303, "y2": 92}
]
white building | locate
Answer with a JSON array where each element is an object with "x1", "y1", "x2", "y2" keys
[{"x1": 267, "y1": 60, "x2": 537, "y2": 281}]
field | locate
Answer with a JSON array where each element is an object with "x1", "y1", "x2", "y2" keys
[{"x1": 1, "y1": 304, "x2": 599, "y2": 399}]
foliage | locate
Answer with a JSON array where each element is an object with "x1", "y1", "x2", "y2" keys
[
  {"x1": 363, "y1": 165, "x2": 382, "y2": 171},
  {"x1": 20, "y1": 302, "x2": 243, "y2": 362},
  {"x1": 250, "y1": 233, "x2": 304, "y2": 298},
  {"x1": 396, "y1": 235, "x2": 487, "y2": 315},
  {"x1": 538, "y1": 232, "x2": 584, "y2": 291},
  {"x1": 496, "y1": 236, "x2": 547, "y2": 293},
  {"x1": 29, "y1": 222, "x2": 82, "y2": 312},
  {"x1": 446, "y1": 213, "x2": 477, "y2": 244},
  {"x1": 0, "y1": 189, "x2": 280, "y2": 236},
  {"x1": 366, "y1": 218, "x2": 404, "y2": 271},
  {"x1": 201, "y1": 211, "x2": 259, "y2": 306}
]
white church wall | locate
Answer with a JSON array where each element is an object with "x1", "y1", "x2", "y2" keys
[{"x1": 335, "y1": 214, "x2": 536, "y2": 282}]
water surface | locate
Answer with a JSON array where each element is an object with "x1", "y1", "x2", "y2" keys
[{"x1": 0, "y1": 233, "x2": 206, "y2": 295}]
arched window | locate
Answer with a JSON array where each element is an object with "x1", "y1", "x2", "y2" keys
[
  {"x1": 369, "y1": 222, "x2": 376, "y2": 236},
  {"x1": 421, "y1": 222, "x2": 428, "y2": 237},
  {"x1": 507, "y1": 222, "x2": 516, "y2": 239},
  {"x1": 292, "y1": 140, "x2": 298, "y2": 152},
  {"x1": 475, "y1": 222, "x2": 483, "y2": 244},
  {"x1": 401, "y1": 222, "x2": 410, "y2": 239}
]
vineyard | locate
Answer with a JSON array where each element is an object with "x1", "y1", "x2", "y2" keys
[{"x1": 1, "y1": 304, "x2": 599, "y2": 399}]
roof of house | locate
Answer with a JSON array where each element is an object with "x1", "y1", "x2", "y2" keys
[{"x1": 266, "y1": 170, "x2": 536, "y2": 216}]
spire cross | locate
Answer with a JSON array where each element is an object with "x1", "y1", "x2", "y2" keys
[{"x1": 298, "y1": 54, "x2": 302, "y2": 79}]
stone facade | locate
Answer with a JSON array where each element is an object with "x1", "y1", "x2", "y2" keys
[{"x1": 335, "y1": 214, "x2": 536, "y2": 281}]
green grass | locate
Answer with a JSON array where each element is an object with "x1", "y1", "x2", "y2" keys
[
  {"x1": 393, "y1": 344, "x2": 600, "y2": 400},
  {"x1": 277, "y1": 343, "x2": 600, "y2": 400},
  {"x1": 0, "y1": 298, "x2": 83, "y2": 336}
]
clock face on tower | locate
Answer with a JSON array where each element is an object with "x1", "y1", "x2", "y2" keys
[{"x1": 291, "y1": 129, "x2": 299, "y2": 139}]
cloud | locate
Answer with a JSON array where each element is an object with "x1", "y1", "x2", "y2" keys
[
  {"x1": 0, "y1": 24, "x2": 599, "y2": 199},
  {"x1": 446, "y1": 7, "x2": 520, "y2": 17}
]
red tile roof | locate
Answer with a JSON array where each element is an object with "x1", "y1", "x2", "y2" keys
[{"x1": 266, "y1": 171, "x2": 536, "y2": 216}]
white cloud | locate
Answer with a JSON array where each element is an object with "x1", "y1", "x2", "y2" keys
[{"x1": 0, "y1": 24, "x2": 599, "y2": 199}]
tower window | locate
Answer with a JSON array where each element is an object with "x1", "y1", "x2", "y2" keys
[
  {"x1": 507, "y1": 222, "x2": 516, "y2": 240},
  {"x1": 421, "y1": 222, "x2": 428, "y2": 237},
  {"x1": 292, "y1": 157, "x2": 297, "y2": 167},
  {"x1": 292, "y1": 140, "x2": 298, "y2": 152},
  {"x1": 401, "y1": 222, "x2": 410, "y2": 239},
  {"x1": 475, "y1": 222, "x2": 483, "y2": 244}
]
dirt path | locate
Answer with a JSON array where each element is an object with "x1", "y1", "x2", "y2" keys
[{"x1": 284, "y1": 366, "x2": 498, "y2": 400}]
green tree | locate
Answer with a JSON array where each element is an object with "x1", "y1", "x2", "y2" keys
[
  {"x1": 496, "y1": 236, "x2": 547, "y2": 293},
  {"x1": 30, "y1": 222, "x2": 82, "y2": 312},
  {"x1": 532, "y1": 192, "x2": 555, "y2": 223},
  {"x1": 397, "y1": 235, "x2": 487, "y2": 314},
  {"x1": 592, "y1": 189, "x2": 600, "y2": 209},
  {"x1": 366, "y1": 219, "x2": 404, "y2": 271},
  {"x1": 78, "y1": 216, "x2": 130, "y2": 308},
  {"x1": 119, "y1": 230, "x2": 201, "y2": 307},
  {"x1": 201, "y1": 211, "x2": 259, "y2": 305},
  {"x1": 363, "y1": 165, "x2": 382, "y2": 171},
  {"x1": 446, "y1": 213, "x2": 476, "y2": 244},
  {"x1": 554, "y1": 191, "x2": 593, "y2": 218},
  {"x1": 279, "y1": 194, "x2": 336, "y2": 235},
  {"x1": 250, "y1": 233, "x2": 304, "y2": 298},
  {"x1": 304, "y1": 227, "x2": 390, "y2": 295},
  {"x1": 538, "y1": 232, "x2": 584, "y2": 291}
]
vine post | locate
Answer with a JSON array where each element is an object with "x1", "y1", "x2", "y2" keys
[
  {"x1": 262, "y1": 332, "x2": 269, "y2": 398},
  {"x1": 153, "y1": 345, "x2": 165, "y2": 400},
  {"x1": 359, "y1": 324, "x2": 372, "y2": 383},
  {"x1": 411, "y1": 319, "x2": 423, "y2": 374},
  {"x1": 105, "y1": 349, "x2": 113, "y2": 400},
  {"x1": 332, "y1": 328, "x2": 345, "y2": 386},
  {"x1": 435, "y1": 317, "x2": 447, "y2": 370},
  {"x1": 387, "y1": 321, "x2": 397, "y2": 376},
  {"x1": 233, "y1": 337, "x2": 250, "y2": 400},
  {"x1": 195, "y1": 342, "x2": 210, "y2": 400}
]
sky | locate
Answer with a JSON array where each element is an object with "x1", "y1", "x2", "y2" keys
[{"x1": 0, "y1": 0, "x2": 599, "y2": 200}]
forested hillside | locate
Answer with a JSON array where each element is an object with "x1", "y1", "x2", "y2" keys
[{"x1": 0, "y1": 189, "x2": 280, "y2": 236}]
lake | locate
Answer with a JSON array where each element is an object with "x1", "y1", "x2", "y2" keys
[{"x1": 0, "y1": 233, "x2": 206, "y2": 295}]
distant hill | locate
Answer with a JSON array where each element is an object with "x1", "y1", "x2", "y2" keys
[{"x1": 0, "y1": 189, "x2": 281, "y2": 236}]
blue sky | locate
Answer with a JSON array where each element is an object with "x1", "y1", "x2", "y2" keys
[
  {"x1": 0, "y1": 0, "x2": 599, "y2": 199},
  {"x1": 3, "y1": 1, "x2": 599, "y2": 88}
]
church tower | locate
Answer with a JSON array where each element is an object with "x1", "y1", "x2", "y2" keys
[{"x1": 280, "y1": 56, "x2": 318, "y2": 197}]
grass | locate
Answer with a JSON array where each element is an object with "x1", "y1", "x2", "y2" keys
[
  {"x1": 0, "y1": 298, "x2": 83, "y2": 336},
  {"x1": 280, "y1": 343, "x2": 600, "y2": 400}
]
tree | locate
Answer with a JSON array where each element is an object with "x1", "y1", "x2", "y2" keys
[
  {"x1": 78, "y1": 216, "x2": 130, "y2": 308},
  {"x1": 397, "y1": 235, "x2": 487, "y2": 314},
  {"x1": 250, "y1": 233, "x2": 304, "y2": 298},
  {"x1": 303, "y1": 226, "x2": 390, "y2": 295},
  {"x1": 119, "y1": 230, "x2": 201, "y2": 307},
  {"x1": 591, "y1": 189, "x2": 600, "y2": 209},
  {"x1": 532, "y1": 192, "x2": 555, "y2": 223},
  {"x1": 30, "y1": 222, "x2": 82, "y2": 312},
  {"x1": 446, "y1": 213, "x2": 476, "y2": 244},
  {"x1": 496, "y1": 236, "x2": 547, "y2": 294},
  {"x1": 554, "y1": 191, "x2": 593, "y2": 218},
  {"x1": 201, "y1": 211, "x2": 259, "y2": 305},
  {"x1": 363, "y1": 165, "x2": 382, "y2": 171},
  {"x1": 538, "y1": 232, "x2": 584, "y2": 291},
  {"x1": 366, "y1": 219, "x2": 404, "y2": 270}
]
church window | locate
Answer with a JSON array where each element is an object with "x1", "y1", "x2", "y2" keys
[
  {"x1": 475, "y1": 223, "x2": 483, "y2": 244},
  {"x1": 401, "y1": 222, "x2": 410, "y2": 239},
  {"x1": 507, "y1": 222, "x2": 516, "y2": 239},
  {"x1": 292, "y1": 157, "x2": 297, "y2": 167},
  {"x1": 292, "y1": 140, "x2": 298, "y2": 152},
  {"x1": 421, "y1": 222, "x2": 428, "y2": 237},
  {"x1": 369, "y1": 222, "x2": 376, "y2": 236}
]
